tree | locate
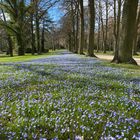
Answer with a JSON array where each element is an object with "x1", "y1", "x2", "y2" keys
[
  {"x1": 118, "y1": 0, "x2": 138, "y2": 64},
  {"x1": 99, "y1": 0, "x2": 105, "y2": 53},
  {"x1": 60, "y1": 0, "x2": 79, "y2": 53},
  {"x1": 75, "y1": 1, "x2": 79, "y2": 53},
  {"x1": 104, "y1": 0, "x2": 109, "y2": 53},
  {"x1": 30, "y1": 0, "x2": 36, "y2": 55},
  {"x1": 133, "y1": 7, "x2": 140, "y2": 55},
  {"x1": 112, "y1": 0, "x2": 121, "y2": 63},
  {"x1": 0, "y1": 0, "x2": 30, "y2": 55},
  {"x1": 0, "y1": 3, "x2": 13, "y2": 57},
  {"x1": 87, "y1": 0, "x2": 96, "y2": 57},
  {"x1": 78, "y1": 0, "x2": 84, "y2": 54}
]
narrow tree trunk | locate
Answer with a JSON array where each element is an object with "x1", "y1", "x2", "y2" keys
[
  {"x1": 104, "y1": 0, "x2": 109, "y2": 53},
  {"x1": 18, "y1": 0, "x2": 25, "y2": 56},
  {"x1": 36, "y1": 17, "x2": 41, "y2": 54},
  {"x1": 17, "y1": 33, "x2": 25, "y2": 56},
  {"x1": 112, "y1": 0, "x2": 121, "y2": 63},
  {"x1": 87, "y1": 0, "x2": 96, "y2": 57},
  {"x1": 68, "y1": 33, "x2": 72, "y2": 51},
  {"x1": 75, "y1": 3, "x2": 79, "y2": 54},
  {"x1": 118, "y1": 0, "x2": 138, "y2": 64},
  {"x1": 7, "y1": 35, "x2": 13, "y2": 57},
  {"x1": 97, "y1": 15, "x2": 101, "y2": 53},
  {"x1": 35, "y1": 2, "x2": 41, "y2": 54},
  {"x1": 41, "y1": 20, "x2": 45, "y2": 53},
  {"x1": 99, "y1": 1, "x2": 105, "y2": 53},
  {"x1": 71, "y1": 1, "x2": 76, "y2": 52},
  {"x1": 133, "y1": 8, "x2": 140, "y2": 55},
  {"x1": 31, "y1": 14, "x2": 35, "y2": 55},
  {"x1": 78, "y1": 0, "x2": 84, "y2": 54}
]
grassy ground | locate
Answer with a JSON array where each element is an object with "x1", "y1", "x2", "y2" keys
[
  {"x1": 95, "y1": 51, "x2": 140, "y2": 57},
  {"x1": 0, "y1": 51, "x2": 57, "y2": 63},
  {"x1": 101, "y1": 61, "x2": 140, "y2": 70},
  {"x1": 0, "y1": 50, "x2": 140, "y2": 139},
  {"x1": 94, "y1": 52, "x2": 140, "y2": 66}
]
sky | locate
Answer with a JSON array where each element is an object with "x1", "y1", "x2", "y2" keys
[
  {"x1": 49, "y1": 0, "x2": 88, "y2": 24},
  {"x1": 48, "y1": 7, "x2": 64, "y2": 23}
]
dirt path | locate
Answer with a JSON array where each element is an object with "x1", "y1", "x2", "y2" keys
[{"x1": 96, "y1": 54, "x2": 140, "y2": 65}]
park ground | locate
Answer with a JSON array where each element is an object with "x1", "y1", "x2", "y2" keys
[
  {"x1": 95, "y1": 52, "x2": 140, "y2": 66},
  {"x1": 0, "y1": 50, "x2": 140, "y2": 139}
]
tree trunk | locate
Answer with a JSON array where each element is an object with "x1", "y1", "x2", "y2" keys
[
  {"x1": 99, "y1": 1, "x2": 105, "y2": 53},
  {"x1": 97, "y1": 15, "x2": 101, "y2": 53},
  {"x1": 41, "y1": 19, "x2": 45, "y2": 53},
  {"x1": 133, "y1": 8, "x2": 140, "y2": 55},
  {"x1": 118, "y1": 0, "x2": 138, "y2": 64},
  {"x1": 68, "y1": 33, "x2": 72, "y2": 51},
  {"x1": 78, "y1": 0, "x2": 84, "y2": 54},
  {"x1": 87, "y1": 0, "x2": 96, "y2": 57},
  {"x1": 75, "y1": 3, "x2": 79, "y2": 54},
  {"x1": 35, "y1": 2, "x2": 41, "y2": 54},
  {"x1": 112, "y1": 0, "x2": 121, "y2": 63},
  {"x1": 104, "y1": 0, "x2": 109, "y2": 53},
  {"x1": 70, "y1": 1, "x2": 76, "y2": 52},
  {"x1": 7, "y1": 35, "x2": 13, "y2": 57},
  {"x1": 31, "y1": 14, "x2": 35, "y2": 55},
  {"x1": 17, "y1": 34, "x2": 25, "y2": 56}
]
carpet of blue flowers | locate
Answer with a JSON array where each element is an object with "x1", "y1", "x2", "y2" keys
[{"x1": 0, "y1": 51, "x2": 140, "y2": 139}]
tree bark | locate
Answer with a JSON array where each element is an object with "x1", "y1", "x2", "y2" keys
[
  {"x1": 112, "y1": 0, "x2": 121, "y2": 63},
  {"x1": 99, "y1": 1, "x2": 105, "y2": 53},
  {"x1": 78, "y1": 0, "x2": 84, "y2": 54},
  {"x1": 70, "y1": 0, "x2": 76, "y2": 52},
  {"x1": 97, "y1": 14, "x2": 101, "y2": 53},
  {"x1": 41, "y1": 19, "x2": 45, "y2": 53},
  {"x1": 104, "y1": 0, "x2": 109, "y2": 53},
  {"x1": 68, "y1": 33, "x2": 72, "y2": 51},
  {"x1": 133, "y1": 8, "x2": 140, "y2": 55},
  {"x1": 31, "y1": 13, "x2": 35, "y2": 55},
  {"x1": 7, "y1": 35, "x2": 13, "y2": 57},
  {"x1": 17, "y1": 33, "x2": 25, "y2": 56},
  {"x1": 118, "y1": 0, "x2": 138, "y2": 64},
  {"x1": 87, "y1": 0, "x2": 96, "y2": 57},
  {"x1": 75, "y1": 2, "x2": 79, "y2": 54},
  {"x1": 35, "y1": 1, "x2": 41, "y2": 54}
]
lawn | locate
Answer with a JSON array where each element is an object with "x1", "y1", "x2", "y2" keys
[
  {"x1": 0, "y1": 51, "x2": 57, "y2": 63},
  {"x1": 95, "y1": 51, "x2": 140, "y2": 57},
  {"x1": 0, "y1": 51, "x2": 140, "y2": 139}
]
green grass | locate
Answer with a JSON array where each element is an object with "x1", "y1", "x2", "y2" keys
[
  {"x1": 0, "y1": 63, "x2": 140, "y2": 139},
  {"x1": 0, "y1": 50, "x2": 140, "y2": 139},
  {"x1": 0, "y1": 52, "x2": 55, "y2": 63},
  {"x1": 101, "y1": 61, "x2": 140, "y2": 70},
  {"x1": 134, "y1": 54, "x2": 140, "y2": 58}
]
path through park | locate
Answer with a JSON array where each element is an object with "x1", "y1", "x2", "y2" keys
[{"x1": 96, "y1": 54, "x2": 140, "y2": 65}]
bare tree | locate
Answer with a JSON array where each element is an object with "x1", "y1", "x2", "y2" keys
[
  {"x1": 112, "y1": 0, "x2": 122, "y2": 62},
  {"x1": 87, "y1": 0, "x2": 96, "y2": 57},
  {"x1": 78, "y1": 0, "x2": 84, "y2": 54}
]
